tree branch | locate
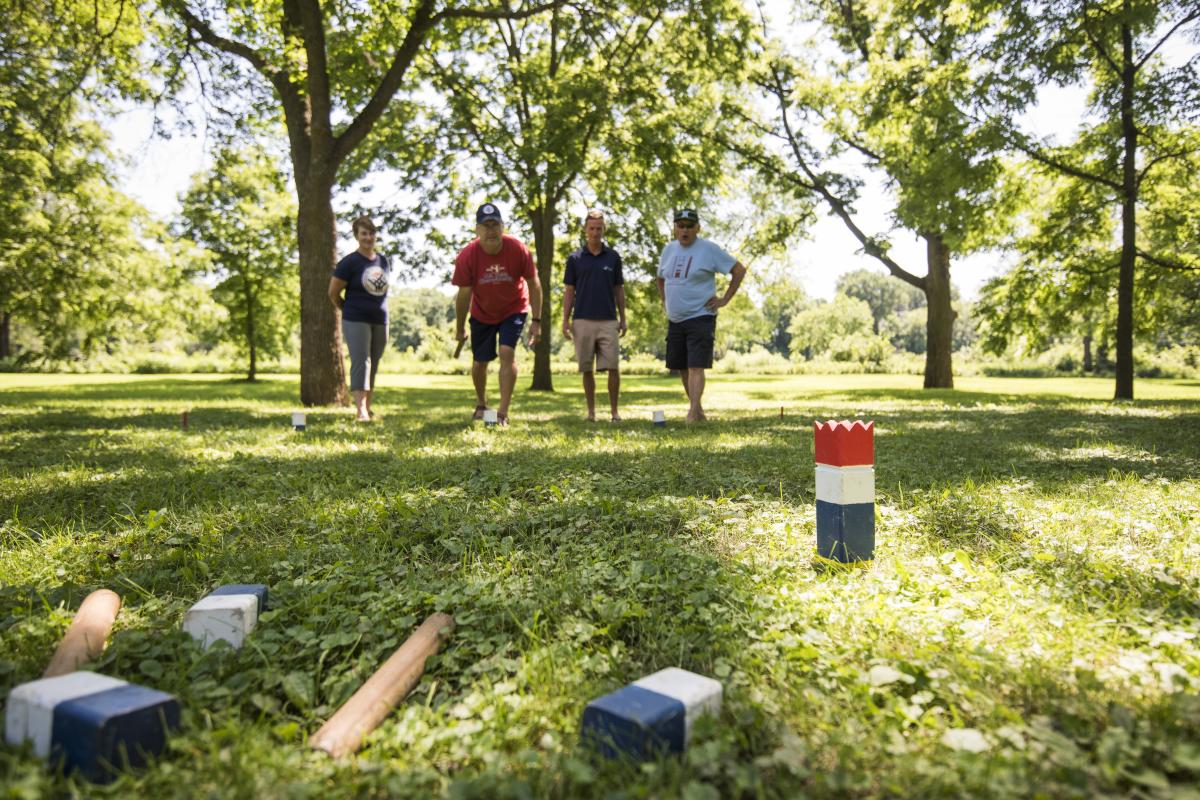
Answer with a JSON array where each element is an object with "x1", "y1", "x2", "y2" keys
[
  {"x1": 1137, "y1": 248, "x2": 1200, "y2": 271},
  {"x1": 333, "y1": 0, "x2": 437, "y2": 164},
  {"x1": 765, "y1": 65, "x2": 926, "y2": 291},
  {"x1": 1136, "y1": 9, "x2": 1200, "y2": 70}
]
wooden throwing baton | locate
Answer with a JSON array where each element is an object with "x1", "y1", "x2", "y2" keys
[
  {"x1": 309, "y1": 612, "x2": 455, "y2": 757},
  {"x1": 43, "y1": 589, "x2": 122, "y2": 678}
]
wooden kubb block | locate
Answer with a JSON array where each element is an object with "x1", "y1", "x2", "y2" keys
[
  {"x1": 182, "y1": 584, "x2": 268, "y2": 650},
  {"x1": 814, "y1": 420, "x2": 875, "y2": 562},
  {"x1": 4, "y1": 672, "x2": 180, "y2": 781},
  {"x1": 581, "y1": 668, "x2": 722, "y2": 760}
]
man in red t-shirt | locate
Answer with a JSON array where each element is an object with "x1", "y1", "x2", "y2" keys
[{"x1": 453, "y1": 202, "x2": 543, "y2": 426}]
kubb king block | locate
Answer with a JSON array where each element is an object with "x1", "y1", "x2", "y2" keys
[
  {"x1": 182, "y1": 584, "x2": 268, "y2": 650},
  {"x1": 581, "y1": 668, "x2": 722, "y2": 760},
  {"x1": 814, "y1": 420, "x2": 876, "y2": 562},
  {"x1": 4, "y1": 671, "x2": 180, "y2": 780}
]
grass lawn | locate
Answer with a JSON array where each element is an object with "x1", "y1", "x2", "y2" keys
[{"x1": 1, "y1": 372, "x2": 1198, "y2": 798}]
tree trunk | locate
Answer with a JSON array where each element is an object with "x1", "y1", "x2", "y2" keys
[
  {"x1": 921, "y1": 234, "x2": 955, "y2": 389},
  {"x1": 0, "y1": 312, "x2": 9, "y2": 359},
  {"x1": 528, "y1": 206, "x2": 556, "y2": 391},
  {"x1": 1083, "y1": 332, "x2": 1094, "y2": 373},
  {"x1": 245, "y1": 277, "x2": 257, "y2": 382},
  {"x1": 296, "y1": 174, "x2": 348, "y2": 406},
  {"x1": 1113, "y1": 18, "x2": 1137, "y2": 401}
]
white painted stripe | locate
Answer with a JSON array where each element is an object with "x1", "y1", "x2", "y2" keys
[
  {"x1": 4, "y1": 672, "x2": 127, "y2": 757},
  {"x1": 815, "y1": 465, "x2": 875, "y2": 505},
  {"x1": 632, "y1": 668, "x2": 722, "y2": 745},
  {"x1": 183, "y1": 594, "x2": 259, "y2": 649}
]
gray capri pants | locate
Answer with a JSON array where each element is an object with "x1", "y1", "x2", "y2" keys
[{"x1": 342, "y1": 320, "x2": 388, "y2": 392}]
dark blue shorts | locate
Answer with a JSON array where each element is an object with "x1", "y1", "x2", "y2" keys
[
  {"x1": 666, "y1": 314, "x2": 717, "y2": 370},
  {"x1": 470, "y1": 313, "x2": 526, "y2": 363}
]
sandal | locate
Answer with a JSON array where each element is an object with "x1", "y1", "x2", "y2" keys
[
  {"x1": 473, "y1": 405, "x2": 488, "y2": 421},
  {"x1": 497, "y1": 412, "x2": 509, "y2": 427}
]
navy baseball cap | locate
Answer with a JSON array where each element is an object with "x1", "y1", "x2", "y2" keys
[
  {"x1": 674, "y1": 209, "x2": 699, "y2": 223},
  {"x1": 476, "y1": 203, "x2": 504, "y2": 224}
]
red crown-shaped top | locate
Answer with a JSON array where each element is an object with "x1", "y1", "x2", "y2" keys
[{"x1": 813, "y1": 420, "x2": 874, "y2": 466}]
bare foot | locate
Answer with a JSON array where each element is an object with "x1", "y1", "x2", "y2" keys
[
  {"x1": 585, "y1": 412, "x2": 596, "y2": 422},
  {"x1": 610, "y1": 414, "x2": 621, "y2": 422}
]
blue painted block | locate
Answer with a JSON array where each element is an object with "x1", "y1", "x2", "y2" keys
[
  {"x1": 581, "y1": 685, "x2": 686, "y2": 760},
  {"x1": 51, "y1": 684, "x2": 180, "y2": 780},
  {"x1": 210, "y1": 584, "x2": 268, "y2": 614},
  {"x1": 816, "y1": 500, "x2": 875, "y2": 562}
]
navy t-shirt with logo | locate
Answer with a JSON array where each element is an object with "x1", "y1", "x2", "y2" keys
[
  {"x1": 564, "y1": 245, "x2": 624, "y2": 320},
  {"x1": 334, "y1": 252, "x2": 390, "y2": 325}
]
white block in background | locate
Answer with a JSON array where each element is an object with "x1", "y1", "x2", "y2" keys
[
  {"x1": 815, "y1": 465, "x2": 875, "y2": 505},
  {"x1": 4, "y1": 672, "x2": 127, "y2": 757},
  {"x1": 632, "y1": 668, "x2": 722, "y2": 745},
  {"x1": 183, "y1": 594, "x2": 259, "y2": 649}
]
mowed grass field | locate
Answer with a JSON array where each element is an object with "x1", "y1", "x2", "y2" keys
[{"x1": 1, "y1": 372, "x2": 1199, "y2": 798}]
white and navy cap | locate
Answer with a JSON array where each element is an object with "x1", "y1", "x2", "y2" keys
[
  {"x1": 476, "y1": 203, "x2": 504, "y2": 224},
  {"x1": 674, "y1": 209, "x2": 699, "y2": 223}
]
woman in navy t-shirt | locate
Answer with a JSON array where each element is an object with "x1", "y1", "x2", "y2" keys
[{"x1": 328, "y1": 216, "x2": 390, "y2": 422}]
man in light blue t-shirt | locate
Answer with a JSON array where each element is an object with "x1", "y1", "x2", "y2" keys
[{"x1": 656, "y1": 208, "x2": 747, "y2": 422}]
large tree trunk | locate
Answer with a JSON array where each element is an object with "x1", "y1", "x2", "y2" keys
[
  {"x1": 297, "y1": 174, "x2": 348, "y2": 406},
  {"x1": 528, "y1": 206, "x2": 556, "y2": 391},
  {"x1": 245, "y1": 278, "x2": 257, "y2": 382},
  {"x1": 922, "y1": 234, "x2": 955, "y2": 389},
  {"x1": 0, "y1": 312, "x2": 9, "y2": 359},
  {"x1": 1114, "y1": 18, "x2": 1137, "y2": 401},
  {"x1": 1083, "y1": 332, "x2": 1094, "y2": 373}
]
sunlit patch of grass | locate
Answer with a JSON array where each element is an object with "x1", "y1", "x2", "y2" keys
[{"x1": 0, "y1": 373, "x2": 1198, "y2": 797}]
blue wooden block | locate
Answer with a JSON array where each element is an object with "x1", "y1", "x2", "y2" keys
[
  {"x1": 581, "y1": 684, "x2": 686, "y2": 760},
  {"x1": 816, "y1": 500, "x2": 875, "y2": 562},
  {"x1": 210, "y1": 584, "x2": 268, "y2": 614},
  {"x1": 51, "y1": 684, "x2": 180, "y2": 780}
]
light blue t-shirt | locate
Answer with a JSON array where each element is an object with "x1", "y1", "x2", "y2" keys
[{"x1": 657, "y1": 238, "x2": 737, "y2": 323}]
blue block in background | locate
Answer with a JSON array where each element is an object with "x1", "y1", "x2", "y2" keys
[
  {"x1": 51, "y1": 684, "x2": 180, "y2": 780},
  {"x1": 210, "y1": 583, "x2": 268, "y2": 614},
  {"x1": 816, "y1": 500, "x2": 875, "y2": 562},
  {"x1": 581, "y1": 684, "x2": 686, "y2": 760}
]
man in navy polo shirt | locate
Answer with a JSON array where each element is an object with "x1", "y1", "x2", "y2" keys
[
  {"x1": 656, "y1": 208, "x2": 747, "y2": 423},
  {"x1": 562, "y1": 209, "x2": 627, "y2": 422}
]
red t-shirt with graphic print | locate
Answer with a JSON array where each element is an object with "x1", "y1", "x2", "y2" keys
[{"x1": 452, "y1": 235, "x2": 536, "y2": 324}]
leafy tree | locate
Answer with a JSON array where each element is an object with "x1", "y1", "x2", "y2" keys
[
  {"x1": 756, "y1": 268, "x2": 810, "y2": 355},
  {"x1": 836, "y1": 269, "x2": 926, "y2": 335},
  {"x1": 788, "y1": 294, "x2": 875, "y2": 359},
  {"x1": 0, "y1": 0, "x2": 152, "y2": 357},
  {"x1": 179, "y1": 147, "x2": 299, "y2": 380},
  {"x1": 161, "y1": 0, "x2": 565, "y2": 404},
  {"x1": 418, "y1": 0, "x2": 752, "y2": 390},
  {"x1": 729, "y1": 0, "x2": 1014, "y2": 388},
  {"x1": 389, "y1": 288, "x2": 454, "y2": 352},
  {"x1": 981, "y1": 0, "x2": 1200, "y2": 398}
]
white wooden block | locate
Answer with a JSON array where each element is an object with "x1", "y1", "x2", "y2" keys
[
  {"x1": 4, "y1": 672, "x2": 126, "y2": 757},
  {"x1": 183, "y1": 594, "x2": 259, "y2": 649},
  {"x1": 632, "y1": 668, "x2": 722, "y2": 745},
  {"x1": 815, "y1": 465, "x2": 875, "y2": 505}
]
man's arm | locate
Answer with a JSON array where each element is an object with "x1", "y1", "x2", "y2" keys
[
  {"x1": 526, "y1": 271, "x2": 543, "y2": 346},
  {"x1": 454, "y1": 286, "x2": 471, "y2": 342},
  {"x1": 561, "y1": 285, "x2": 575, "y2": 341},
  {"x1": 706, "y1": 262, "x2": 747, "y2": 311},
  {"x1": 615, "y1": 285, "x2": 627, "y2": 335},
  {"x1": 328, "y1": 277, "x2": 348, "y2": 310},
  {"x1": 656, "y1": 277, "x2": 666, "y2": 308}
]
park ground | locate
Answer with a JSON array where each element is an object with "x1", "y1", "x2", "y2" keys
[{"x1": 1, "y1": 372, "x2": 1199, "y2": 798}]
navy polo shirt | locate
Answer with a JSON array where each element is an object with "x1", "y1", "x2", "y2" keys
[{"x1": 564, "y1": 244, "x2": 624, "y2": 320}]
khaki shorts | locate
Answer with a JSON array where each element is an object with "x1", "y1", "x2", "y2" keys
[{"x1": 572, "y1": 318, "x2": 620, "y2": 372}]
